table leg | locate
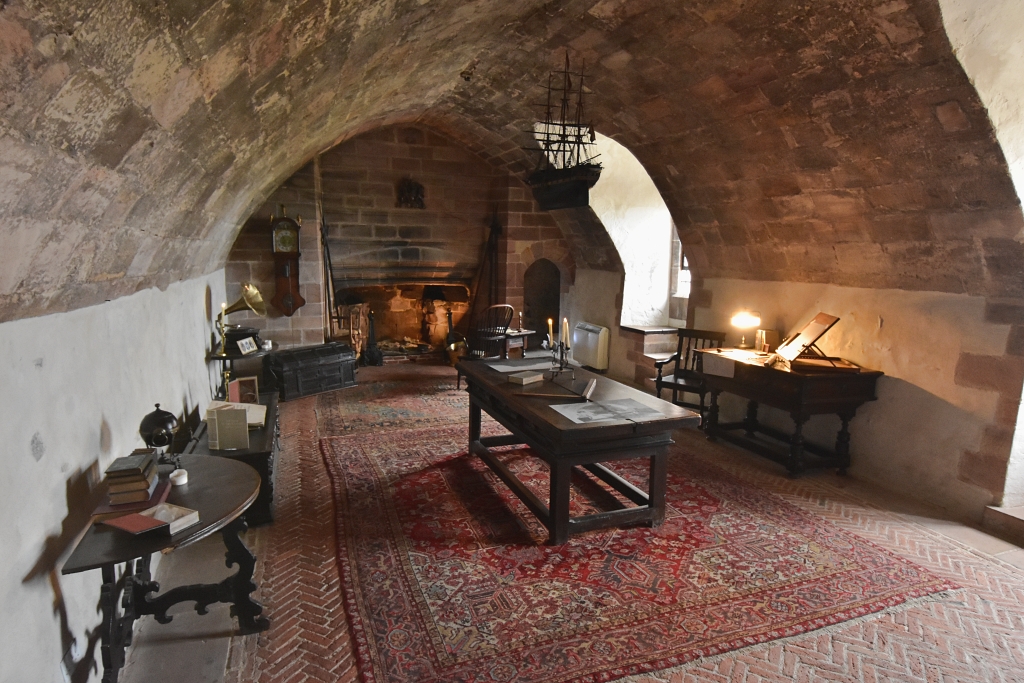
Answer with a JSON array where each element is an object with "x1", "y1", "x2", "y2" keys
[
  {"x1": 98, "y1": 564, "x2": 122, "y2": 683},
  {"x1": 788, "y1": 415, "x2": 808, "y2": 477},
  {"x1": 706, "y1": 390, "x2": 721, "y2": 441},
  {"x1": 469, "y1": 399, "x2": 481, "y2": 447},
  {"x1": 648, "y1": 452, "x2": 667, "y2": 526},
  {"x1": 836, "y1": 412, "x2": 854, "y2": 475},
  {"x1": 550, "y1": 461, "x2": 571, "y2": 545},
  {"x1": 222, "y1": 516, "x2": 270, "y2": 634},
  {"x1": 132, "y1": 517, "x2": 269, "y2": 634},
  {"x1": 743, "y1": 400, "x2": 759, "y2": 436}
]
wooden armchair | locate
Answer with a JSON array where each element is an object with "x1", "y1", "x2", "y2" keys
[
  {"x1": 652, "y1": 328, "x2": 727, "y2": 425},
  {"x1": 457, "y1": 304, "x2": 515, "y2": 389}
]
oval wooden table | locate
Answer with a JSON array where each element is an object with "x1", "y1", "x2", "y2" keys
[{"x1": 62, "y1": 455, "x2": 270, "y2": 683}]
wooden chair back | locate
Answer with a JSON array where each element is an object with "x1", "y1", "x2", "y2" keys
[
  {"x1": 467, "y1": 304, "x2": 515, "y2": 359},
  {"x1": 653, "y1": 328, "x2": 727, "y2": 422},
  {"x1": 673, "y1": 329, "x2": 727, "y2": 376}
]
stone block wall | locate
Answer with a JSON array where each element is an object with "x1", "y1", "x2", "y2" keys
[{"x1": 225, "y1": 163, "x2": 325, "y2": 349}]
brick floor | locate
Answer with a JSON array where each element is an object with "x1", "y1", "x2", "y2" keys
[{"x1": 227, "y1": 366, "x2": 1024, "y2": 683}]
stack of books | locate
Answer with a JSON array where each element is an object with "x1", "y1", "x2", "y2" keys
[{"x1": 105, "y1": 449, "x2": 159, "y2": 504}]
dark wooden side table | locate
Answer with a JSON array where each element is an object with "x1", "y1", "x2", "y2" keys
[
  {"x1": 184, "y1": 392, "x2": 280, "y2": 526},
  {"x1": 696, "y1": 348, "x2": 883, "y2": 476},
  {"x1": 62, "y1": 456, "x2": 270, "y2": 683}
]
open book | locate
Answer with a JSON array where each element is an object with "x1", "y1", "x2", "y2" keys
[{"x1": 207, "y1": 400, "x2": 267, "y2": 427}]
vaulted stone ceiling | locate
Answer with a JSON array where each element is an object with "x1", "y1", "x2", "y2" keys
[{"x1": 1, "y1": 0, "x2": 1019, "y2": 323}]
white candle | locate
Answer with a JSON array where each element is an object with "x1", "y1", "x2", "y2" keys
[
  {"x1": 562, "y1": 318, "x2": 570, "y2": 348},
  {"x1": 547, "y1": 318, "x2": 554, "y2": 343}
]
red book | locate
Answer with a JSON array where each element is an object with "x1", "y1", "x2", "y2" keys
[{"x1": 101, "y1": 513, "x2": 169, "y2": 534}]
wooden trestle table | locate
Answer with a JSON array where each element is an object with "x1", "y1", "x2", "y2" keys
[{"x1": 457, "y1": 359, "x2": 699, "y2": 545}]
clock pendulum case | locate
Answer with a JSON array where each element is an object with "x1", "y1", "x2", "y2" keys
[{"x1": 269, "y1": 208, "x2": 306, "y2": 316}]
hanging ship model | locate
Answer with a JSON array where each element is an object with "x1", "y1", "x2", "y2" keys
[{"x1": 526, "y1": 54, "x2": 602, "y2": 210}]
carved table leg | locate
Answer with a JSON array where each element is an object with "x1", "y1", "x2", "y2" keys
[
  {"x1": 788, "y1": 415, "x2": 808, "y2": 477},
  {"x1": 133, "y1": 517, "x2": 269, "y2": 634},
  {"x1": 98, "y1": 564, "x2": 122, "y2": 683},
  {"x1": 836, "y1": 412, "x2": 854, "y2": 475},
  {"x1": 99, "y1": 557, "x2": 157, "y2": 683},
  {"x1": 222, "y1": 516, "x2": 270, "y2": 634},
  {"x1": 706, "y1": 390, "x2": 721, "y2": 442},
  {"x1": 743, "y1": 400, "x2": 759, "y2": 437}
]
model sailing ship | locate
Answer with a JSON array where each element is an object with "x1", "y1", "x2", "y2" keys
[{"x1": 526, "y1": 54, "x2": 602, "y2": 210}]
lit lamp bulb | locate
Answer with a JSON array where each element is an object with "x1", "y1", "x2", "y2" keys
[{"x1": 730, "y1": 310, "x2": 761, "y2": 349}]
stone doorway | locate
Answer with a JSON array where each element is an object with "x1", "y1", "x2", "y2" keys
[{"x1": 523, "y1": 259, "x2": 560, "y2": 347}]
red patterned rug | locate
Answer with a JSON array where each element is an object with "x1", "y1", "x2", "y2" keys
[{"x1": 320, "y1": 424, "x2": 957, "y2": 683}]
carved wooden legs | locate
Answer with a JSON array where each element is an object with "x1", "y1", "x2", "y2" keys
[{"x1": 95, "y1": 519, "x2": 269, "y2": 683}]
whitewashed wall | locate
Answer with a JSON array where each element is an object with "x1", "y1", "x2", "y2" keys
[
  {"x1": 940, "y1": 0, "x2": 1024, "y2": 204},
  {"x1": 939, "y1": 0, "x2": 1024, "y2": 507},
  {"x1": 590, "y1": 134, "x2": 672, "y2": 327},
  {"x1": 0, "y1": 273, "x2": 224, "y2": 683},
  {"x1": 562, "y1": 269, "x2": 634, "y2": 380},
  {"x1": 695, "y1": 279, "x2": 1004, "y2": 520}
]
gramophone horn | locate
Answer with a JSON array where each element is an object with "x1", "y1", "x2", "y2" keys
[{"x1": 224, "y1": 283, "x2": 267, "y2": 317}]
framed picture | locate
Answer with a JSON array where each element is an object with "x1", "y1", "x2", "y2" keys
[
  {"x1": 237, "y1": 336, "x2": 258, "y2": 355},
  {"x1": 228, "y1": 376, "x2": 260, "y2": 404}
]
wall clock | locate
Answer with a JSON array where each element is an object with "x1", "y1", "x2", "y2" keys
[{"x1": 270, "y1": 209, "x2": 306, "y2": 316}]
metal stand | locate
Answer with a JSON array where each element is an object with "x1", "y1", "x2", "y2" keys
[{"x1": 548, "y1": 341, "x2": 574, "y2": 381}]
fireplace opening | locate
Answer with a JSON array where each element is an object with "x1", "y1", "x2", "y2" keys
[{"x1": 337, "y1": 284, "x2": 470, "y2": 363}]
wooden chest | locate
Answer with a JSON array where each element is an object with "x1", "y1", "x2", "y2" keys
[{"x1": 265, "y1": 342, "x2": 357, "y2": 401}]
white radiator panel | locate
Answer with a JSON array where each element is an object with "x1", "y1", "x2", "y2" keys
[{"x1": 572, "y1": 322, "x2": 609, "y2": 370}]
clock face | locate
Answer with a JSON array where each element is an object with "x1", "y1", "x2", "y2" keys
[{"x1": 273, "y1": 226, "x2": 298, "y2": 253}]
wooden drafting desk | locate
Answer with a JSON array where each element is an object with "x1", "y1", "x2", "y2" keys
[{"x1": 696, "y1": 348, "x2": 883, "y2": 476}]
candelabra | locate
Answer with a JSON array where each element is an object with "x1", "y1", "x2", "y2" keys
[{"x1": 548, "y1": 340, "x2": 574, "y2": 381}]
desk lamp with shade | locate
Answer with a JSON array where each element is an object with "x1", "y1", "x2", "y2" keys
[{"x1": 730, "y1": 310, "x2": 761, "y2": 349}]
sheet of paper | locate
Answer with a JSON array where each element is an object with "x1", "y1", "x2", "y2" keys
[
  {"x1": 550, "y1": 398, "x2": 667, "y2": 424},
  {"x1": 701, "y1": 353, "x2": 735, "y2": 378}
]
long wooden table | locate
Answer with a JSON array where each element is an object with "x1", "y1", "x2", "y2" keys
[{"x1": 457, "y1": 360, "x2": 699, "y2": 545}]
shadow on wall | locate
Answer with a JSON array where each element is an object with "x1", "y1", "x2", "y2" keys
[
  {"x1": 21, "y1": 461, "x2": 105, "y2": 683},
  {"x1": 713, "y1": 375, "x2": 992, "y2": 520}
]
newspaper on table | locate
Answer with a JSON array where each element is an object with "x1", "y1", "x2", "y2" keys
[{"x1": 549, "y1": 398, "x2": 667, "y2": 424}]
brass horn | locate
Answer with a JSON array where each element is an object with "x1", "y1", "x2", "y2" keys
[
  {"x1": 218, "y1": 283, "x2": 266, "y2": 356},
  {"x1": 223, "y1": 282, "x2": 267, "y2": 318}
]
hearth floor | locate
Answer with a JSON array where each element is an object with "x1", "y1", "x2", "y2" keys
[{"x1": 121, "y1": 363, "x2": 1024, "y2": 683}]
